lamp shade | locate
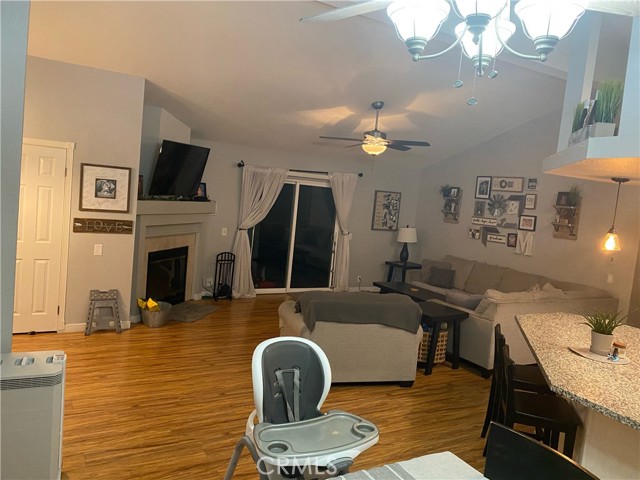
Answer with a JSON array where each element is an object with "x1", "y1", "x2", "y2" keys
[
  {"x1": 603, "y1": 229, "x2": 621, "y2": 251},
  {"x1": 515, "y1": 0, "x2": 586, "y2": 41},
  {"x1": 387, "y1": 0, "x2": 450, "y2": 42},
  {"x1": 397, "y1": 227, "x2": 418, "y2": 243}
]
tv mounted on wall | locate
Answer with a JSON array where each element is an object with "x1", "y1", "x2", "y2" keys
[{"x1": 147, "y1": 140, "x2": 210, "y2": 198}]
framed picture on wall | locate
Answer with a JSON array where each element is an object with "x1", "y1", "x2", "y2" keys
[
  {"x1": 518, "y1": 214, "x2": 537, "y2": 231},
  {"x1": 371, "y1": 190, "x2": 401, "y2": 231},
  {"x1": 80, "y1": 163, "x2": 131, "y2": 213},
  {"x1": 525, "y1": 194, "x2": 537, "y2": 210},
  {"x1": 491, "y1": 176, "x2": 524, "y2": 192},
  {"x1": 475, "y1": 176, "x2": 492, "y2": 199},
  {"x1": 507, "y1": 233, "x2": 518, "y2": 247}
]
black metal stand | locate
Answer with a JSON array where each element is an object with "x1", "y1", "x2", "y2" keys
[{"x1": 213, "y1": 252, "x2": 235, "y2": 301}]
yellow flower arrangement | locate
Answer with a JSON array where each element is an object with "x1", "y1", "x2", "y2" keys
[{"x1": 137, "y1": 297, "x2": 160, "y2": 311}]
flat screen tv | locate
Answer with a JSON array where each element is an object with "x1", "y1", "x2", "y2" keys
[{"x1": 148, "y1": 140, "x2": 210, "y2": 198}]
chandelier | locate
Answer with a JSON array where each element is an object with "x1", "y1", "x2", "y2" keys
[{"x1": 386, "y1": 0, "x2": 587, "y2": 104}]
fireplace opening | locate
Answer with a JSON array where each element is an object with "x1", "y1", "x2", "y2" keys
[{"x1": 146, "y1": 246, "x2": 188, "y2": 305}]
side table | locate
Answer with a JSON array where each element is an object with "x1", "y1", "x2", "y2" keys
[
  {"x1": 419, "y1": 301, "x2": 468, "y2": 375},
  {"x1": 384, "y1": 260, "x2": 421, "y2": 282}
]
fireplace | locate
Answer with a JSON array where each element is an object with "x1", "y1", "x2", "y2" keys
[{"x1": 146, "y1": 246, "x2": 188, "y2": 305}]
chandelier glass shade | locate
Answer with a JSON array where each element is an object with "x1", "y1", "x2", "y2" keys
[
  {"x1": 387, "y1": 0, "x2": 451, "y2": 45},
  {"x1": 387, "y1": 0, "x2": 587, "y2": 76},
  {"x1": 455, "y1": 15, "x2": 515, "y2": 63}
]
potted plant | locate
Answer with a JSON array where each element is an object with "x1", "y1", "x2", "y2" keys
[
  {"x1": 581, "y1": 309, "x2": 628, "y2": 356},
  {"x1": 566, "y1": 184, "x2": 582, "y2": 207},
  {"x1": 592, "y1": 79, "x2": 624, "y2": 137},
  {"x1": 439, "y1": 184, "x2": 452, "y2": 198}
]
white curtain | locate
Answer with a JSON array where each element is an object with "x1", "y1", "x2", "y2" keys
[
  {"x1": 232, "y1": 165, "x2": 288, "y2": 298},
  {"x1": 329, "y1": 173, "x2": 358, "y2": 292}
]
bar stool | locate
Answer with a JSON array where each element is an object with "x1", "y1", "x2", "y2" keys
[
  {"x1": 500, "y1": 344, "x2": 581, "y2": 458},
  {"x1": 481, "y1": 324, "x2": 553, "y2": 438}
]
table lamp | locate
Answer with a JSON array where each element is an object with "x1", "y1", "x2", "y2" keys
[{"x1": 397, "y1": 226, "x2": 417, "y2": 263}]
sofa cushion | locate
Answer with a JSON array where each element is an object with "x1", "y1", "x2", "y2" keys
[
  {"x1": 445, "y1": 290, "x2": 484, "y2": 310},
  {"x1": 420, "y1": 259, "x2": 452, "y2": 283},
  {"x1": 442, "y1": 255, "x2": 476, "y2": 290},
  {"x1": 497, "y1": 269, "x2": 543, "y2": 293},
  {"x1": 464, "y1": 262, "x2": 507, "y2": 294},
  {"x1": 428, "y1": 266, "x2": 455, "y2": 288}
]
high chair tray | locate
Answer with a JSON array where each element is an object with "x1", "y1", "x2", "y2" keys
[{"x1": 254, "y1": 410, "x2": 379, "y2": 458}]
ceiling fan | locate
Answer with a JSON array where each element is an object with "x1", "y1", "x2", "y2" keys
[
  {"x1": 320, "y1": 101, "x2": 430, "y2": 156},
  {"x1": 300, "y1": 1, "x2": 640, "y2": 23}
]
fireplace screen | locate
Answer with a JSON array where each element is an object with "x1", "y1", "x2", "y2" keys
[{"x1": 146, "y1": 246, "x2": 188, "y2": 305}]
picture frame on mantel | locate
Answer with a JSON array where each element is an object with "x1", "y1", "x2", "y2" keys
[{"x1": 80, "y1": 163, "x2": 131, "y2": 213}]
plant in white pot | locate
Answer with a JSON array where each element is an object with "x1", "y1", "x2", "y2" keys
[
  {"x1": 581, "y1": 309, "x2": 628, "y2": 356},
  {"x1": 592, "y1": 80, "x2": 624, "y2": 137}
]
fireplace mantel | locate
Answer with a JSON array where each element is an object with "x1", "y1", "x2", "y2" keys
[{"x1": 137, "y1": 200, "x2": 217, "y2": 216}]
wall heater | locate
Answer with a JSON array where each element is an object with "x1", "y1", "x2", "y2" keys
[{"x1": 1, "y1": 350, "x2": 66, "y2": 480}]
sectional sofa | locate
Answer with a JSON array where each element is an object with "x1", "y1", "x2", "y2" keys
[{"x1": 406, "y1": 255, "x2": 618, "y2": 374}]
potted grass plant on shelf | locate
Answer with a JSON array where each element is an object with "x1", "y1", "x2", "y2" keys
[
  {"x1": 592, "y1": 79, "x2": 624, "y2": 137},
  {"x1": 581, "y1": 309, "x2": 628, "y2": 356}
]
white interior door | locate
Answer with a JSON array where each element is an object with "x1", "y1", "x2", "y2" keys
[{"x1": 13, "y1": 141, "x2": 72, "y2": 333}]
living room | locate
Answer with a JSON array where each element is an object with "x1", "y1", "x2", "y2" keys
[{"x1": 1, "y1": 1, "x2": 640, "y2": 478}]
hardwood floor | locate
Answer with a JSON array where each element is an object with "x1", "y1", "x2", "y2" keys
[{"x1": 11, "y1": 294, "x2": 490, "y2": 479}]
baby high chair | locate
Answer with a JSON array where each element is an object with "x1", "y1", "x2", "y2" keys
[{"x1": 224, "y1": 337, "x2": 379, "y2": 480}]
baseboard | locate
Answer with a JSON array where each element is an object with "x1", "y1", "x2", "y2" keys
[{"x1": 63, "y1": 318, "x2": 133, "y2": 333}]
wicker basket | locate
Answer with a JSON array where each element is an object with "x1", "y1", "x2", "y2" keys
[{"x1": 418, "y1": 328, "x2": 449, "y2": 364}]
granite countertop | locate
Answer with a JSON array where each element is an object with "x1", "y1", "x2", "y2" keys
[{"x1": 516, "y1": 313, "x2": 640, "y2": 430}]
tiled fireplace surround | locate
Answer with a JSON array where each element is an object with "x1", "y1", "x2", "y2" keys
[{"x1": 132, "y1": 201, "x2": 216, "y2": 324}]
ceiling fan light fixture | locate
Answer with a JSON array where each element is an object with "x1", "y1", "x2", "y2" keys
[
  {"x1": 361, "y1": 143, "x2": 387, "y2": 156},
  {"x1": 387, "y1": 0, "x2": 450, "y2": 44}
]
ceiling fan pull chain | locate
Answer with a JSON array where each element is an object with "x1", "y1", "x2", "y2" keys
[
  {"x1": 453, "y1": 47, "x2": 464, "y2": 88},
  {"x1": 488, "y1": 56, "x2": 499, "y2": 79}
]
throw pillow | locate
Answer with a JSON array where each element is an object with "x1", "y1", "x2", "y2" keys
[
  {"x1": 428, "y1": 266, "x2": 455, "y2": 289},
  {"x1": 420, "y1": 259, "x2": 452, "y2": 283}
]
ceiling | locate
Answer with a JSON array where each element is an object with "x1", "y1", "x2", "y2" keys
[{"x1": 25, "y1": 1, "x2": 634, "y2": 168}]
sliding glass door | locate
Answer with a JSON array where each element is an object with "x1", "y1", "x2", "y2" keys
[{"x1": 250, "y1": 176, "x2": 337, "y2": 291}]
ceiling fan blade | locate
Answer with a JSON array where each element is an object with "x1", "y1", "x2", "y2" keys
[
  {"x1": 300, "y1": 0, "x2": 391, "y2": 22},
  {"x1": 345, "y1": 143, "x2": 364, "y2": 148},
  {"x1": 389, "y1": 139, "x2": 431, "y2": 147},
  {"x1": 320, "y1": 135, "x2": 364, "y2": 142},
  {"x1": 386, "y1": 143, "x2": 411, "y2": 152}
]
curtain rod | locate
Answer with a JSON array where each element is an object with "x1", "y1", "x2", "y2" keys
[{"x1": 236, "y1": 160, "x2": 363, "y2": 177}]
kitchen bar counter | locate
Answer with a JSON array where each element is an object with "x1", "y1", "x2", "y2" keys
[
  {"x1": 517, "y1": 312, "x2": 640, "y2": 429},
  {"x1": 517, "y1": 312, "x2": 640, "y2": 479}
]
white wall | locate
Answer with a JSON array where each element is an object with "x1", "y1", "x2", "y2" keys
[
  {"x1": 417, "y1": 109, "x2": 640, "y2": 313},
  {"x1": 139, "y1": 105, "x2": 191, "y2": 196},
  {"x1": 1, "y1": 1, "x2": 30, "y2": 351},
  {"x1": 191, "y1": 140, "x2": 423, "y2": 288},
  {"x1": 23, "y1": 56, "x2": 145, "y2": 330}
]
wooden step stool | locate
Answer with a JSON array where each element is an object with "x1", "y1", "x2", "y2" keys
[{"x1": 85, "y1": 289, "x2": 122, "y2": 335}]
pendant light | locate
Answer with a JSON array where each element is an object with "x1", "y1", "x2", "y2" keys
[{"x1": 603, "y1": 177, "x2": 629, "y2": 251}]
